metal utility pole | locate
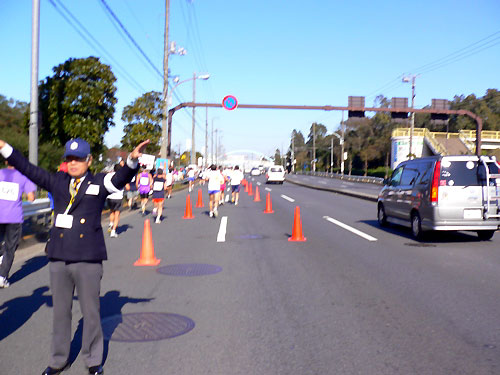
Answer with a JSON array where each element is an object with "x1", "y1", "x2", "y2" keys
[
  {"x1": 191, "y1": 72, "x2": 196, "y2": 165},
  {"x1": 291, "y1": 136, "x2": 295, "y2": 173},
  {"x1": 330, "y1": 136, "x2": 334, "y2": 172},
  {"x1": 214, "y1": 129, "x2": 218, "y2": 165},
  {"x1": 403, "y1": 74, "x2": 417, "y2": 159},
  {"x1": 341, "y1": 111, "x2": 345, "y2": 175},
  {"x1": 312, "y1": 122, "x2": 316, "y2": 172},
  {"x1": 161, "y1": 0, "x2": 170, "y2": 158},
  {"x1": 205, "y1": 107, "x2": 208, "y2": 168},
  {"x1": 29, "y1": 0, "x2": 40, "y2": 166}
]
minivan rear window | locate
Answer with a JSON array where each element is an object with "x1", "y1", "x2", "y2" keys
[{"x1": 440, "y1": 160, "x2": 500, "y2": 186}]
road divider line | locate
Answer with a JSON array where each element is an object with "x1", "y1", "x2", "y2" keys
[
  {"x1": 323, "y1": 216, "x2": 377, "y2": 242},
  {"x1": 217, "y1": 216, "x2": 228, "y2": 242},
  {"x1": 280, "y1": 194, "x2": 295, "y2": 202},
  {"x1": 257, "y1": 182, "x2": 261, "y2": 186},
  {"x1": 265, "y1": 187, "x2": 272, "y2": 192}
]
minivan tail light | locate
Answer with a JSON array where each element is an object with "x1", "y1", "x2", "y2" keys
[{"x1": 431, "y1": 160, "x2": 441, "y2": 203}]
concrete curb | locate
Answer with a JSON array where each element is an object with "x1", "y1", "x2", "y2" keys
[{"x1": 285, "y1": 176, "x2": 379, "y2": 202}]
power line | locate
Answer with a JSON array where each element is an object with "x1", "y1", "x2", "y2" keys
[
  {"x1": 98, "y1": 0, "x2": 163, "y2": 79},
  {"x1": 48, "y1": 0, "x2": 147, "y2": 94}
]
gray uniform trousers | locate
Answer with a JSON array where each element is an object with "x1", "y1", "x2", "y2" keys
[{"x1": 49, "y1": 260, "x2": 103, "y2": 369}]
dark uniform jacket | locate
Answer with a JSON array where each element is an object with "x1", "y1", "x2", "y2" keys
[{"x1": 7, "y1": 149, "x2": 138, "y2": 262}]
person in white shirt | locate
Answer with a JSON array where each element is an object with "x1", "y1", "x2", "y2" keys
[
  {"x1": 230, "y1": 165, "x2": 244, "y2": 205},
  {"x1": 187, "y1": 168, "x2": 196, "y2": 192},
  {"x1": 165, "y1": 167, "x2": 174, "y2": 199},
  {"x1": 206, "y1": 164, "x2": 224, "y2": 217},
  {"x1": 106, "y1": 164, "x2": 124, "y2": 237}
]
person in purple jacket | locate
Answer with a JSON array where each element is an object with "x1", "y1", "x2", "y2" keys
[{"x1": 0, "y1": 160, "x2": 36, "y2": 288}]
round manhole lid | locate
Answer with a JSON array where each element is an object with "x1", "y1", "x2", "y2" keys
[
  {"x1": 102, "y1": 312, "x2": 194, "y2": 342},
  {"x1": 156, "y1": 263, "x2": 222, "y2": 276}
]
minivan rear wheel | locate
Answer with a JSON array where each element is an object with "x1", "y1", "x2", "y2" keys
[
  {"x1": 477, "y1": 230, "x2": 495, "y2": 241},
  {"x1": 411, "y1": 212, "x2": 423, "y2": 240},
  {"x1": 377, "y1": 204, "x2": 387, "y2": 227}
]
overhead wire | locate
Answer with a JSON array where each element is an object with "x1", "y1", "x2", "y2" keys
[
  {"x1": 48, "y1": 0, "x2": 147, "y2": 94},
  {"x1": 98, "y1": 0, "x2": 163, "y2": 79}
]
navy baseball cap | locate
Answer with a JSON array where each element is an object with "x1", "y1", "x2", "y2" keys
[{"x1": 63, "y1": 138, "x2": 91, "y2": 159}]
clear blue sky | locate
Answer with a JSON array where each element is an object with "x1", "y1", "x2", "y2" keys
[{"x1": 1, "y1": 0, "x2": 499, "y2": 158}]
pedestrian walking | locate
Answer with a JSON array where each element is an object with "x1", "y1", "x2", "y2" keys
[
  {"x1": 0, "y1": 137, "x2": 149, "y2": 375},
  {"x1": 0, "y1": 160, "x2": 36, "y2": 288},
  {"x1": 106, "y1": 164, "x2": 124, "y2": 238},
  {"x1": 230, "y1": 165, "x2": 244, "y2": 205},
  {"x1": 151, "y1": 168, "x2": 166, "y2": 223},
  {"x1": 136, "y1": 167, "x2": 152, "y2": 216}
]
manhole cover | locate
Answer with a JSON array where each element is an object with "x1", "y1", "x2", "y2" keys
[
  {"x1": 237, "y1": 234, "x2": 264, "y2": 240},
  {"x1": 102, "y1": 312, "x2": 194, "y2": 342},
  {"x1": 156, "y1": 263, "x2": 222, "y2": 276},
  {"x1": 404, "y1": 243, "x2": 436, "y2": 247}
]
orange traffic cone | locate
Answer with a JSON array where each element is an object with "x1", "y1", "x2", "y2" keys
[
  {"x1": 263, "y1": 192, "x2": 274, "y2": 213},
  {"x1": 254, "y1": 186, "x2": 261, "y2": 202},
  {"x1": 134, "y1": 219, "x2": 161, "y2": 266},
  {"x1": 248, "y1": 183, "x2": 253, "y2": 196},
  {"x1": 183, "y1": 195, "x2": 195, "y2": 219},
  {"x1": 244, "y1": 180, "x2": 248, "y2": 192},
  {"x1": 196, "y1": 189, "x2": 204, "y2": 208},
  {"x1": 288, "y1": 206, "x2": 307, "y2": 242}
]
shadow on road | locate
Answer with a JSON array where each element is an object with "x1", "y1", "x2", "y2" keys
[
  {"x1": 8, "y1": 255, "x2": 48, "y2": 285},
  {"x1": 361, "y1": 219, "x2": 486, "y2": 243},
  {"x1": 0, "y1": 286, "x2": 51, "y2": 341}
]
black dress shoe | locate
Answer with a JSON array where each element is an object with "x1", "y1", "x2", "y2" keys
[
  {"x1": 88, "y1": 365, "x2": 104, "y2": 375},
  {"x1": 42, "y1": 366, "x2": 66, "y2": 375}
]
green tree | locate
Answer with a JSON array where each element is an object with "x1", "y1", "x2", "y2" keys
[
  {"x1": 289, "y1": 129, "x2": 307, "y2": 171},
  {"x1": 121, "y1": 91, "x2": 163, "y2": 154},
  {"x1": 273, "y1": 148, "x2": 282, "y2": 165},
  {"x1": 38, "y1": 56, "x2": 117, "y2": 155}
]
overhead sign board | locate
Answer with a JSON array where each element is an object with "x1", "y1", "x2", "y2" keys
[{"x1": 222, "y1": 95, "x2": 238, "y2": 111}]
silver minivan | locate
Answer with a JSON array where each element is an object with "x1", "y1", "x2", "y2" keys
[{"x1": 377, "y1": 155, "x2": 500, "y2": 240}]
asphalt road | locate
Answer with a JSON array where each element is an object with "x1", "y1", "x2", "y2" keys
[{"x1": 1, "y1": 175, "x2": 500, "y2": 374}]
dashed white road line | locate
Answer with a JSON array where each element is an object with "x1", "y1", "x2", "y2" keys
[
  {"x1": 257, "y1": 182, "x2": 261, "y2": 186},
  {"x1": 265, "y1": 187, "x2": 272, "y2": 192},
  {"x1": 280, "y1": 194, "x2": 295, "y2": 202},
  {"x1": 323, "y1": 216, "x2": 377, "y2": 242},
  {"x1": 217, "y1": 216, "x2": 228, "y2": 242}
]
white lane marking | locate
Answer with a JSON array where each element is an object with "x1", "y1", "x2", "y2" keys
[
  {"x1": 217, "y1": 216, "x2": 228, "y2": 242},
  {"x1": 280, "y1": 194, "x2": 295, "y2": 202},
  {"x1": 323, "y1": 216, "x2": 378, "y2": 242},
  {"x1": 265, "y1": 187, "x2": 272, "y2": 192},
  {"x1": 257, "y1": 182, "x2": 261, "y2": 186}
]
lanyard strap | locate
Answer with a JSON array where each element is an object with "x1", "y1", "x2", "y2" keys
[{"x1": 64, "y1": 178, "x2": 81, "y2": 214}]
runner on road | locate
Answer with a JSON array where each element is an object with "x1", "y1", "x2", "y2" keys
[
  {"x1": 230, "y1": 165, "x2": 244, "y2": 205},
  {"x1": 151, "y1": 168, "x2": 166, "y2": 223},
  {"x1": 106, "y1": 164, "x2": 124, "y2": 238},
  {"x1": 207, "y1": 164, "x2": 224, "y2": 218},
  {"x1": 136, "y1": 167, "x2": 152, "y2": 216}
]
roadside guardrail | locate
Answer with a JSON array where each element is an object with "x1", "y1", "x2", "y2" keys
[
  {"x1": 22, "y1": 198, "x2": 52, "y2": 222},
  {"x1": 294, "y1": 171, "x2": 384, "y2": 185}
]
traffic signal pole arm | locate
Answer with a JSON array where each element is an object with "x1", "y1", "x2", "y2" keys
[{"x1": 166, "y1": 103, "x2": 483, "y2": 157}]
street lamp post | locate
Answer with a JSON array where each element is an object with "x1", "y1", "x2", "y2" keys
[
  {"x1": 165, "y1": 73, "x2": 209, "y2": 160},
  {"x1": 191, "y1": 73, "x2": 210, "y2": 166},
  {"x1": 211, "y1": 117, "x2": 219, "y2": 165},
  {"x1": 403, "y1": 74, "x2": 418, "y2": 159}
]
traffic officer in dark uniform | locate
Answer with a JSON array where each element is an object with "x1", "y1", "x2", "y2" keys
[{"x1": 0, "y1": 137, "x2": 150, "y2": 375}]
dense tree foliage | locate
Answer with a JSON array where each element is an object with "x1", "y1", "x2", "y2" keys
[
  {"x1": 288, "y1": 89, "x2": 499, "y2": 175},
  {"x1": 38, "y1": 56, "x2": 117, "y2": 156},
  {"x1": 120, "y1": 91, "x2": 163, "y2": 154}
]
